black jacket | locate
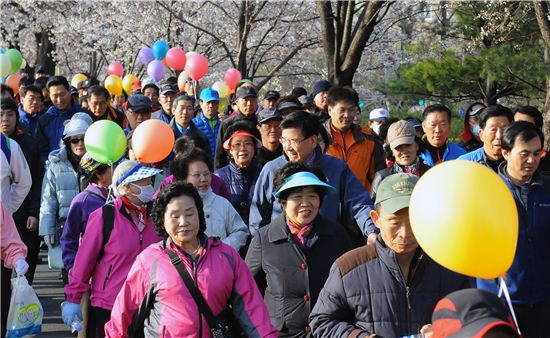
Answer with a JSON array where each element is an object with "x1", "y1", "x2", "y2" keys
[
  {"x1": 169, "y1": 118, "x2": 212, "y2": 159},
  {"x1": 245, "y1": 214, "x2": 353, "y2": 337},
  {"x1": 309, "y1": 237, "x2": 473, "y2": 338}
]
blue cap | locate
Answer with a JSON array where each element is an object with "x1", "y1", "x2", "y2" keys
[
  {"x1": 200, "y1": 88, "x2": 220, "y2": 102},
  {"x1": 274, "y1": 172, "x2": 336, "y2": 198}
]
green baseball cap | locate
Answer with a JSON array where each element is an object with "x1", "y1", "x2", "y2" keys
[{"x1": 375, "y1": 173, "x2": 418, "y2": 214}]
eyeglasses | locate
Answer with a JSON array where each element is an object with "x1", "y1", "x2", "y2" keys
[
  {"x1": 70, "y1": 138, "x2": 84, "y2": 144},
  {"x1": 129, "y1": 109, "x2": 151, "y2": 115},
  {"x1": 279, "y1": 137, "x2": 306, "y2": 148},
  {"x1": 230, "y1": 142, "x2": 254, "y2": 150},
  {"x1": 188, "y1": 171, "x2": 211, "y2": 179}
]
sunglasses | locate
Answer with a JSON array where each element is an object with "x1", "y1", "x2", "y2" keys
[{"x1": 70, "y1": 138, "x2": 84, "y2": 144}]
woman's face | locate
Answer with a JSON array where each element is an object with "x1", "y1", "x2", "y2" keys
[
  {"x1": 69, "y1": 134, "x2": 86, "y2": 158},
  {"x1": 125, "y1": 177, "x2": 152, "y2": 205},
  {"x1": 229, "y1": 135, "x2": 255, "y2": 168},
  {"x1": 185, "y1": 161, "x2": 211, "y2": 192},
  {"x1": 164, "y1": 194, "x2": 201, "y2": 250},
  {"x1": 392, "y1": 142, "x2": 418, "y2": 166},
  {"x1": 282, "y1": 186, "x2": 320, "y2": 225}
]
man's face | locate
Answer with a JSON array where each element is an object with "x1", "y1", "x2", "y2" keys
[
  {"x1": 371, "y1": 207, "x2": 418, "y2": 255},
  {"x1": 262, "y1": 99, "x2": 277, "y2": 109},
  {"x1": 479, "y1": 116, "x2": 510, "y2": 160},
  {"x1": 314, "y1": 91, "x2": 328, "y2": 110},
  {"x1": 422, "y1": 111, "x2": 451, "y2": 147},
  {"x1": 257, "y1": 119, "x2": 282, "y2": 147},
  {"x1": 143, "y1": 87, "x2": 159, "y2": 105},
  {"x1": 236, "y1": 96, "x2": 258, "y2": 117},
  {"x1": 174, "y1": 99, "x2": 195, "y2": 127},
  {"x1": 126, "y1": 109, "x2": 151, "y2": 129},
  {"x1": 502, "y1": 136, "x2": 542, "y2": 183},
  {"x1": 159, "y1": 91, "x2": 176, "y2": 115},
  {"x1": 328, "y1": 100, "x2": 357, "y2": 131},
  {"x1": 280, "y1": 127, "x2": 317, "y2": 163},
  {"x1": 0, "y1": 109, "x2": 17, "y2": 135},
  {"x1": 22, "y1": 91, "x2": 44, "y2": 114},
  {"x1": 200, "y1": 99, "x2": 219, "y2": 118},
  {"x1": 49, "y1": 85, "x2": 71, "y2": 110},
  {"x1": 514, "y1": 112, "x2": 536, "y2": 125},
  {"x1": 87, "y1": 94, "x2": 108, "y2": 117}
]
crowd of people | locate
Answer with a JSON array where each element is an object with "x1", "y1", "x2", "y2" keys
[{"x1": 1, "y1": 66, "x2": 549, "y2": 338}]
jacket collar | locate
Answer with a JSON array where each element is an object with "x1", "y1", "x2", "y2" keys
[
  {"x1": 498, "y1": 162, "x2": 544, "y2": 188},
  {"x1": 323, "y1": 120, "x2": 366, "y2": 145},
  {"x1": 375, "y1": 235, "x2": 424, "y2": 284},
  {"x1": 267, "y1": 213, "x2": 337, "y2": 243}
]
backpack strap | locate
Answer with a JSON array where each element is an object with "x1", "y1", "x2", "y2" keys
[
  {"x1": 1, "y1": 134, "x2": 11, "y2": 164},
  {"x1": 97, "y1": 203, "x2": 115, "y2": 262}
]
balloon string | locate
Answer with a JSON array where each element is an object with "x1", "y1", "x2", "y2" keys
[
  {"x1": 193, "y1": 80, "x2": 197, "y2": 100},
  {"x1": 498, "y1": 276, "x2": 521, "y2": 335},
  {"x1": 106, "y1": 162, "x2": 116, "y2": 204}
]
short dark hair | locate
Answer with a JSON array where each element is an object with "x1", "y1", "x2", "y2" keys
[
  {"x1": 20, "y1": 85, "x2": 43, "y2": 100},
  {"x1": 173, "y1": 137, "x2": 196, "y2": 156},
  {"x1": 280, "y1": 110, "x2": 321, "y2": 139},
  {"x1": 327, "y1": 86, "x2": 359, "y2": 107},
  {"x1": 87, "y1": 85, "x2": 110, "y2": 100},
  {"x1": 422, "y1": 104, "x2": 452, "y2": 122},
  {"x1": 151, "y1": 182, "x2": 207, "y2": 239},
  {"x1": 170, "y1": 147, "x2": 213, "y2": 181},
  {"x1": 273, "y1": 162, "x2": 327, "y2": 204},
  {"x1": 1, "y1": 84, "x2": 14, "y2": 98},
  {"x1": 0, "y1": 97, "x2": 18, "y2": 112},
  {"x1": 173, "y1": 93, "x2": 195, "y2": 109},
  {"x1": 502, "y1": 121, "x2": 544, "y2": 151},
  {"x1": 479, "y1": 105, "x2": 513, "y2": 129},
  {"x1": 46, "y1": 76, "x2": 70, "y2": 90},
  {"x1": 291, "y1": 87, "x2": 307, "y2": 97},
  {"x1": 78, "y1": 95, "x2": 88, "y2": 106},
  {"x1": 513, "y1": 105, "x2": 543, "y2": 129},
  {"x1": 33, "y1": 77, "x2": 48, "y2": 90}
]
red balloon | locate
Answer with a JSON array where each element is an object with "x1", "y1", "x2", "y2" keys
[
  {"x1": 6, "y1": 73, "x2": 22, "y2": 95},
  {"x1": 224, "y1": 68, "x2": 242, "y2": 89},
  {"x1": 132, "y1": 120, "x2": 175, "y2": 164},
  {"x1": 184, "y1": 54, "x2": 208, "y2": 81},
  {"x1": 166, "y1": 47, "x2": 186, "y2": 71},
  {"x1": 108, "y1": 61, "x2": 124, "y2": 77}
]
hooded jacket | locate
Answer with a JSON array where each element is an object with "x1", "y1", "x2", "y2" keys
[
  {"x1": 104, "y1": 237, "x2": 278, "y2": 338},
  {"x1": 309, "y1": 237, "x2": 473, "y2": 337},
  {"x1": 64, "y1": 197, "x2": 161, "y2": 310},
  {"x1": 38, "y1": 146, "x2": 80, "y2": 238}
]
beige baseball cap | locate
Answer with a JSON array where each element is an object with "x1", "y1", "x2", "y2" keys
[{"x1": 387, "y1": 120, "x2": 416, "y2": 150}]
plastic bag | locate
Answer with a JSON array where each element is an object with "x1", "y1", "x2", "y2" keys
[
  {"x1": 47, "y1": 245, "x2": 64, "y2": 270},
  {"x1": 6, "y1": 276, "x2": 44, "y2": 337}
]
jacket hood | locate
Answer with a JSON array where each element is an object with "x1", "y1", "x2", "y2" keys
[{"x1": 48, "y1": 145, "x2": 69, "y2": 163}]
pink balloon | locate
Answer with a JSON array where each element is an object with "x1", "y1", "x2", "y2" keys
[
  {"x1": 108, "y1": 61, "x2": 124, "y2": 77},
  {"x1": 185, "y1": 54, "x2": 208, "y2": 81},
  {"x1": 224, "y1": 68, "x2": 242, "y2": 89},
  {"x1": 166, "y1": 47, "x2": 186, "y2": 71},
  {"x1": 147, "y1": 60, "x2": 166, "y2": 82}
]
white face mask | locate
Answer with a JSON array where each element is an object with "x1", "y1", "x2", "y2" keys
[
  {"x1": 130, "y1": 183, "x2": 155, "y2": 203},
  {"x1": 198, "y1": 187, "x2": 211, "y2": 199},
  {"x1": 372, "y1": 124, "x2": 381, "y2": 135}
]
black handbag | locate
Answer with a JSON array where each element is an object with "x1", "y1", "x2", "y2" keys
[{"x1": 165, "y1": 248, "x2": 242, "y2": 338}]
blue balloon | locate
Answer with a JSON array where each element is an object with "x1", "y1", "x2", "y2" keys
[
  {"x1": 152, "y1": 40, "x2": 169, "y2": 60},
  {"x1": 0, "y1": 48, "x2": 4, "y2": 55}
]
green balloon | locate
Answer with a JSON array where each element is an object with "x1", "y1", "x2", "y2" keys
[
  {"x1": 5, "y1": 49, "x2": 22, "y2": 75},
  {"x1": 84, "y1": 120, "x2": 127, "y2": 164}
]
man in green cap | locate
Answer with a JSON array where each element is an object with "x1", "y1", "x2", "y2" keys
[{"x1": 309, "y1": 173, "x2": 472, "y2": 338}]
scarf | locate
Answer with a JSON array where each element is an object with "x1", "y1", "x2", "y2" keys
[
  {"x1": 287, "y1": 217, "x2": 313, "y2": 247},
  {"x1": 396, "y1": 158, "x2": 422, "y2": 177},
  {"x1": 121, "y1": 195, "x2": 148, "y2": 230}
]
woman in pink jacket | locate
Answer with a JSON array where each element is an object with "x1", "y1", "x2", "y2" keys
[
  {"x1": 62, "y1": 160, "x2": 162, "y2": 338},
  {"x1": 105, "y1": 182, "x2": 278, "y2": 337}
]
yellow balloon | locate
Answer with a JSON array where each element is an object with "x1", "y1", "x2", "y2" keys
[
  {"x1": 104, "y1": 75, "x2": 123, "y2": 97},
  {"x1": 122, "y1": 74, "x2": 138, "y2": 95},
  {"x1": 409, "y1": 161, "x2": 518, "y2": 279},
  {"x1": 71, "y1": 73, "x2": 88, "y2": 88},
  {"x1": 218, "y1": 96, "x2": 229, "y2": 113},
  {"x1": 212, "y1": 80, "x2": 230, "y2": 98}
]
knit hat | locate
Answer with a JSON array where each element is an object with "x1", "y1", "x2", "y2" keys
[{"x1": 312, "y1": 80, "x2": 331, "y2": 98}]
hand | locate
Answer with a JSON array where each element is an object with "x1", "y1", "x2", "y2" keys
[
  {"x1": 366, "y1": 232, "x2": 377, "y2": 245},
  {"x1": 26, "y1": 216, "x2": 38, "y2": 231},
  {"x1": 61, "y1": 301, "x2": 82, "y2": 327},
  {"x1": 44, "y1": 234, "x2": 58, "y2": 248},
  {"x1": 420, "y1": 324, "x2": 433, "y2": 338},
  {"x1": 15, "y1": 259, "x2": 29, "y2": 276}
]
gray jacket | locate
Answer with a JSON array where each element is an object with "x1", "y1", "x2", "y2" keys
[{"x1": 39, "y1": 146, "x2": 79, "y2": 238}]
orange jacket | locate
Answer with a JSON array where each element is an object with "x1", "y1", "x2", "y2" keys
[{"x1": 324, "y1": 121, "x2": 378, "y2": 192}]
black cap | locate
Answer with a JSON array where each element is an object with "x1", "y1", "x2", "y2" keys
[
  {"x1": 127, "y1": 94, "x2": 152, "y2": 112},
  {"x1": 77, "y1": 78, "x2": 99, "y2": 90},
  {"x1": 258, "y1": 107, "x2": 283, "y2": 124},
  {"x1": 277, "y1": 100, "x2": 302, "y2": 111},
  {"x1": 159, "y1": 81, "x2": 177, "y2": 95},
  {"x1": 264, "y1": 90, "x2": 280, "y2": 101},
  {"x1": 236, "y1": 86, "x2": 258, "y2": 99}
]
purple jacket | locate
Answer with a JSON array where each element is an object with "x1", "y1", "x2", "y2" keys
[
  {"x1": 65, "y1": 197, "x2": 161, "y2": 310},
  {"x1": 61, "y1": 183, "x2": 108, "y2": 270},
  {"x1": 154, "y1": 174, "x2": 231, "y2": 200}
]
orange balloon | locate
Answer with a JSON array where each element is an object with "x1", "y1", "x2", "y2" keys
[
  {"x1": 131, "y1": 120, "x2": 175, "y2": 164},
  {"x1": 6, "y1": 73, "x2": 23, "y2": 95}
]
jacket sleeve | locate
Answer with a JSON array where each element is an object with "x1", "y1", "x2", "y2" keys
[
  {"x1": 64, "y1": 208, "x2": 104, "y2": 304},
  {"x1": 35, "y1": 117, "x2": 50, "y2": 166},
  {"x1": 309, "y1": 263, "x2": 370, "y2": 338},
  {"x1": 214, "y1": 122, "x2": 227, "y2": 170},
  {"x1": 228, "y1": 248, "x2": 278, "y2": 338},
  {"x1": 244, "y1": 230, "x2": 262, "y2": 277},
  {"x1": 39, "y1": 165, "x2": 59, "y2": 236},
  {"x1": 60, "y1": 196, "x2": 84, "y2": 270},
  {"x1": 27, "y1": 144, "x2": 43, "y2": 218},
  {"x1": 248, "y1": 167, "x2": 274, "y2": 234},
  {"x1": 0, "y1": 203, "x2": 28, "y2": 268},
  {"x1": 104, "y1": 254, "x2": 149, "y2": 338},
  {"x1": 370, "y1": 172, "x2": 382, "y2": 202},
  {"x1": 7, "y1": 140, "x2": 32, "y2": 214},
  {"x1": 222, "y1": 202, "x2": 249, "y2": 251},
  {"x1": 341, "y1": 166, "x2": 377, "y2": 236}
]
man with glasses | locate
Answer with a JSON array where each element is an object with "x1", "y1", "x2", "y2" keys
[
  {"x1": 170, "y1": 94, "x2": 211, "y2": 158},
  {"x1": 124, "y1": 93, "x2": 153, "y2": 135},
  {"x1": 250, "y1": 111, "x2": 377, "y2": 246}
]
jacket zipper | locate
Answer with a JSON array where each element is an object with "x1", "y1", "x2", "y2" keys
[{"x1": 102, "y1": 264, "x2": 113, "y2": 290}]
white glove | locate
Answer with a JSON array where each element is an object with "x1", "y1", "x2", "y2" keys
[
  {"x1": 44, "y1": 234, "x2": 58, "y2": 248},
  {"x1": 15, "y1": 259, "x2": 29, "y2": 276}
]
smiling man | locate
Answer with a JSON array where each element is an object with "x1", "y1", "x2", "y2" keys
[{"x1": 458, "y1": 105, "x2": 513, "y2": 172}]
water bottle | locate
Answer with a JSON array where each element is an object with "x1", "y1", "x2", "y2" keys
[{"x1": 70, "y1": 315, "x2": 82, "y2": 336}]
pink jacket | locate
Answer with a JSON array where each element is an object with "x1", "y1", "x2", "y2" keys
[
  {"x1": 1, "y1": 203, "x2": 27, "y2": 268},
  {"x1": 64, "y1": 197, "x2": 161, "y2": 310},
  {"x1": 105, "y1": 238, "x2": 278, "y2": 338}
]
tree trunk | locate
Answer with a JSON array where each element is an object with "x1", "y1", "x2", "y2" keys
[
  {"x1": 34, "y1": 29, "x2": 56, "y2": 75},
  {"x1": 534, "y1": 1, "x2": 550, "y2": 148}
]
